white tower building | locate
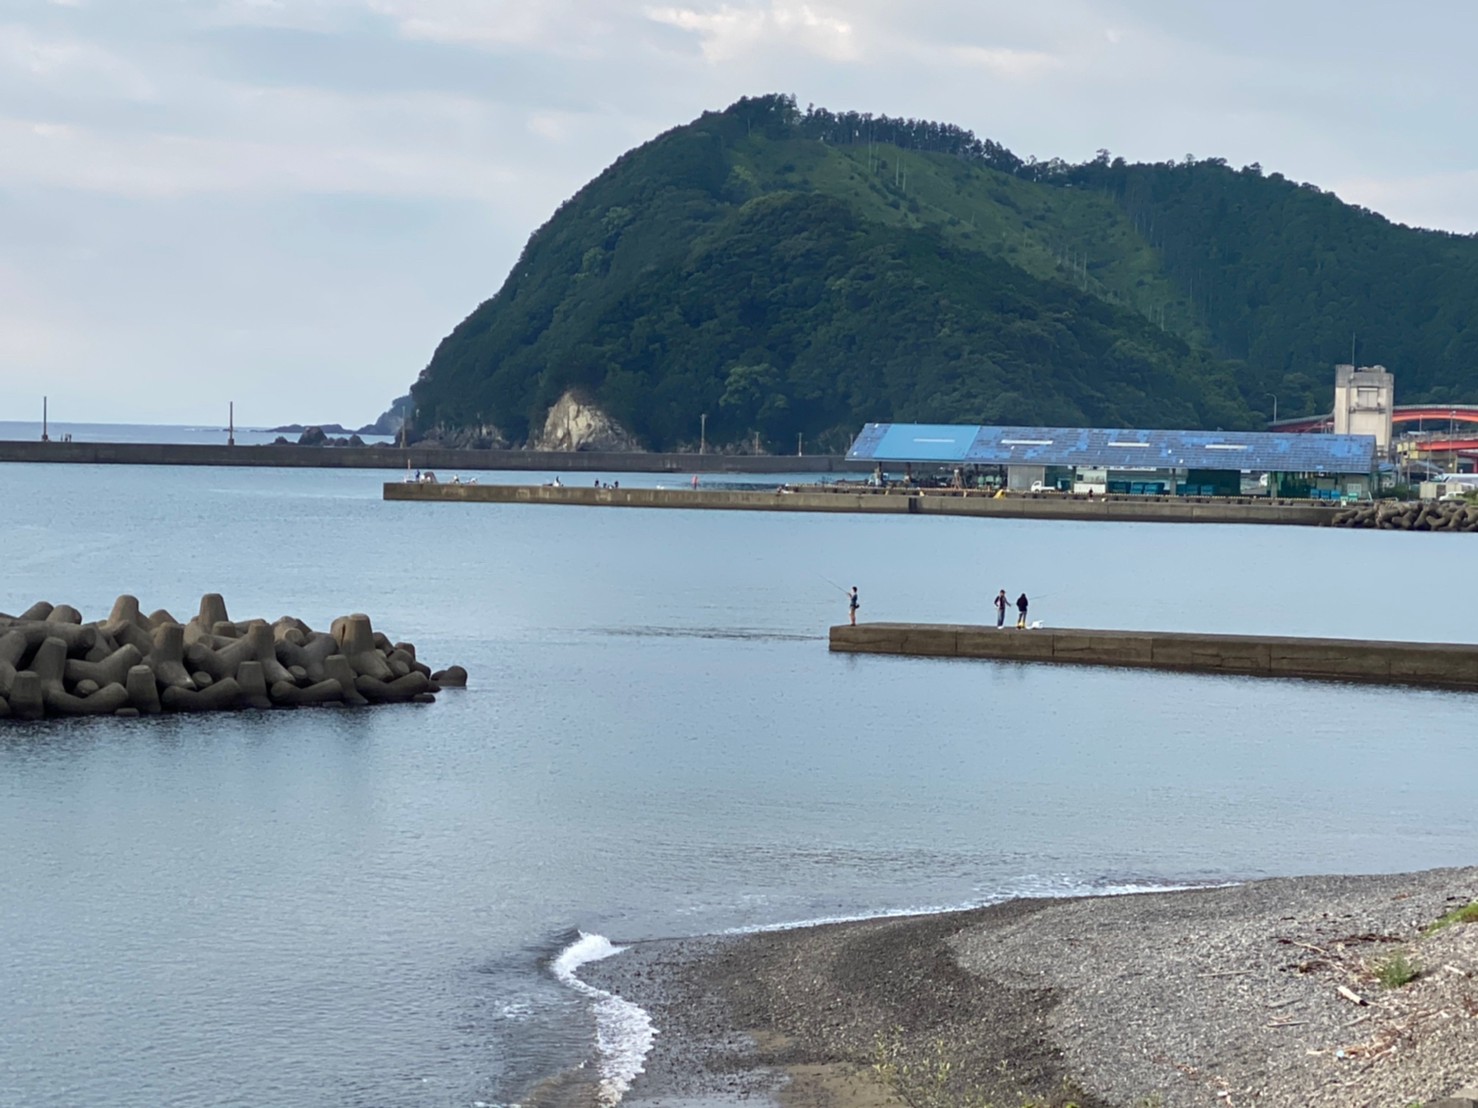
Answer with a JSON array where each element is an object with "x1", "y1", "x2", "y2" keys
[{"x1": 1333, "y1": 364, "x2": 1394, "y2": 453}]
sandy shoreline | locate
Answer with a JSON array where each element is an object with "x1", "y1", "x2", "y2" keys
[{"x1": 576, "y1": 868, "x2": 1478, "y2": 1108}]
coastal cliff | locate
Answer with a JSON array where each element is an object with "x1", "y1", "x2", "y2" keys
[{"x1": 534, "y1": 391, "x2": 640, "y2": 452}]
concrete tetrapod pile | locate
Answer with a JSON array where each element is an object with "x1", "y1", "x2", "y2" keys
[
  {"x1": 0, "y1": 593, "x2": 469, "y2": 721},
  {"x1": 1331, "y1": 500, "x2": 1478, "y2": 531}
]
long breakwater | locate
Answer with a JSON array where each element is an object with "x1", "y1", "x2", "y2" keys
[
  {"x1": 0, "y1": 439, "x2": 847, "y2": 473},
  {"x1": 829, "y1": 623, "x2": 1478, "y2": 691},
  {"x1": 384, "y1": 481, "x2": 1343, "y2": 526}
]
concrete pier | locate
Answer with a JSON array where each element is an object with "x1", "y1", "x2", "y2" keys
[
  {"x1": 385, "y1": 481, "x2": 1342, "y2": 526},
  {"x1": 829, "y1": 623, "x2": 1478, "y2": 691}
]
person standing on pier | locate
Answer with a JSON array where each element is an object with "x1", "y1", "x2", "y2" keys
[
  {"x1": 1016, "y1": 593, "x2": 1029, "y2": 629},
  {"x1": 849, "y1": 586, "x2": 860, "y2": 626},
  {"x1": 994, "y1": 589, "x2": 1008, "y2": 629}
]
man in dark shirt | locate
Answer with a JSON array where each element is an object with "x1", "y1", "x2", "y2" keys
[
  {"x1": 1016, "y1": 593, "x2": 1029, "y2": 629},
  {"x1": 994, "y1": 589, "x2": 1008, "y2": 629}
]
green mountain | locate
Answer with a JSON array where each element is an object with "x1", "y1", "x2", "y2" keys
[{"x1": 408, "y1": 94, "x2": 1478, "y2": 451}]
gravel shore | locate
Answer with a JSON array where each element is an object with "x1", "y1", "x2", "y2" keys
[{"x1": 578, "y1": 868, "x2": 1478, "y2": 1108}]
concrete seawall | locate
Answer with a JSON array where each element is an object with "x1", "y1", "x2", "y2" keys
[
  {"x1": 384, "y1": 481, "x2": 1341, "y2": 526},
  {"x1": 0, "y1": 439, "x2": 851, "y2": 474},
  {"x1": 829, "y1": 623, "x2": 1478, "y2": 691}
]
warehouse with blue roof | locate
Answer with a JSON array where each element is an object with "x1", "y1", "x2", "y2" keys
[{"x1": 846, "y1": 424, "x2": 1378, "y2": 500}]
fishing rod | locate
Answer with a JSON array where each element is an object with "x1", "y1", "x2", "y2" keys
[{"x1": 817, "y1": 573, "x2": 850, "y2": 595}]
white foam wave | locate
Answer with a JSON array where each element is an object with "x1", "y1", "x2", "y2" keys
[
  {"x1": 719, "y1": 877, "x2": 1234, "y2": 935},
  {"x1": 552, "y1": 932, "x2": 656, "y2": 1107}
]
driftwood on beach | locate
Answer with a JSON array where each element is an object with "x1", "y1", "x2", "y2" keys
[{"x1": 0, "y1": 593, "x2": 468, "y2": 721}]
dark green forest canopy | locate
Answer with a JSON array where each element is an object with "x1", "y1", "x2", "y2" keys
[{"x1": 409, "y1": 93, "x2": 1478, "y2": 451}]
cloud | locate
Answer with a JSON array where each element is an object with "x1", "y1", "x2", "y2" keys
[
  {"x1": 0, "y1": 93, "x2": 522, "y2": 200},
  {"x1": 3, "y1": 0, "x2": 1478, "y2": 424},
  {"x1": 0, "y1": 22, "x2": 157, "y2": 99},
  {"x1": 947, "y1": 44, "x2": 1062, "y2": 79},
  {"x1": 645, "y1": 2, "x2": 859, "y2": 63}
]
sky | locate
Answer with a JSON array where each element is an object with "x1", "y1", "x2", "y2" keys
[{"x1": 3, "y1": 1, "x2": 1477, "y2": 427}]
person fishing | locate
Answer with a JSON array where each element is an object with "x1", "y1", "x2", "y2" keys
[
  {"x1": 848, "y1": 586, "x2": 860, "y2": 626},
  {"x1": 994, "y1": 588, "x2": 1008, "y2": 629},
  {"x1": 1016, "y1": 592, "x2": 1029, "y2": 629}
]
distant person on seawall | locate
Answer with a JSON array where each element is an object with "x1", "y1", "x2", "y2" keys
[
  {"x1": 849, "y1": 586, "x2": 859, "y2": 627},
  {"x1": 995, "y1": 589, "x2": 1008, "y2": 629},
  {"x1": 1016, "y1": 592, "x2": 1029, "y2": 629}
]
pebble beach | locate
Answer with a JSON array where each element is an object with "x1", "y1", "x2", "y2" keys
[{"x1": 579, "y1": 867, "x2": 1478, "y2": 1108}]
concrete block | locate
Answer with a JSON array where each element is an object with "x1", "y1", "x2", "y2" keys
[
  {"x1": 956, "y1": 628, "x2": 1055, "y2": 661},
  {"x1": 1384, "y1": 645, "x2": 1478, "y2": 688},
  {"x1": 1269, "y1": 640, "x2": 1390, "y2": 680},
  {"x1": 162, "y1": 678, "x2": 245, "y2": 713},
  {"x1": 1152, "y1": 634, "x2": 1271, "y2": 675},
  {"x1": 1052, "y1": 631, "x2": 1154, "y2": 666},
  {"x1": 323, "y1": 655, "x2": 369, "y2": 706},
  {"x1": 125, "y1": 665, "x2": 162, "y2": 714},
  {"x1": 897, "y1": 627, "x2": 960, "y2": 657},
  {"x1": 9, "y1": 671, "x2": 44, "y2": 720},
  {"x1": 830, "y1": 624, "x2": 910, "y2": 654},
  {"x1": 234, "y1": 661, "x2": 272, "y2": 710},
  {"x1": 197, "y1": 593, "x2": 229, "y2": 629},
  {"x1": 107, "y1": 594, "x2": 148, "y2": 631},
  {"x1": 64, "y1": 647, "x2": 144, "y2": 691},
  {"x1": 146, "y1": 623, "x2": 196, "y2": 690}
]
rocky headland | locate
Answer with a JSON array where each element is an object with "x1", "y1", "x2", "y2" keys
[{"x1": 0, "y1": 593, "x2": 467, "y2": 720}]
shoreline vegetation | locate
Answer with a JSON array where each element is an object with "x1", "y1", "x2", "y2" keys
[{"x1": 575, "y1": 868, "x2": 1478, "y2": 1108}]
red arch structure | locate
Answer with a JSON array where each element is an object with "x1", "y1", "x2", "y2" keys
[
  {"x1": 1411, "y1": 438, "x2": 1478, "y2": 454},
  {"x1": 1270, "y1": 405, "x2": 1478, "y2": 433}
]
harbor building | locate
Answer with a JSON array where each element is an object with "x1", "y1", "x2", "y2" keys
[
  {"x1": 1332, "y1": 363, "x2": 1395, "y2": 452},
  {"x1": 845, "y1": 424, "x2": 1377, "y2": 500}
]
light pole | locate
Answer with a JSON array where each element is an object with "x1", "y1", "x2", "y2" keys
[
  {"x1": 1266, "y1": 393, "x2": 1278, "y2": 425},
  {"x1": 700, "y1": 413, "x2": 707, "y2": 455}
]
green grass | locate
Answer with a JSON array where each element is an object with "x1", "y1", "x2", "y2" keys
[
  {"x1": 1424, "y1": 900, "x2": 1478, "y2": 935},
  {"x1": 1373, "y1": 949, "x2": 1421, "y2": 989}
]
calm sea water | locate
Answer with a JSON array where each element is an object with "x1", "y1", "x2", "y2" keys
[{"x1": 3, "y1": 460, "x2": 1478, "y2": 1108}]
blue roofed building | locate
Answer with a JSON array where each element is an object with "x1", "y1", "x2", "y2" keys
[{"x1": 846, "y1": 424, "x2": 1378, "y2": 500}]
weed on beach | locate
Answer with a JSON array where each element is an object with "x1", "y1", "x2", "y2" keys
[
  {"x1": 870, "y1": 1031, "x2": 1095, "y2": 1108},
  {"x1": 1372, "y1": 949, "x2": 1421, "y2": 989},
  {"x1": 1423, "y1": 900, "x2": 1478, "y2": 935}
]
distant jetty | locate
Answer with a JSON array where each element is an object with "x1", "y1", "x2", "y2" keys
[
  {"x1": 0, "y1": 439, "x2": 848, "y2": 474},
  {"x1": 829, "y1": 623, "x2": 1478, "y2": 691},
  {"x1": 386, "y1": 481, "x2": 1344, "y2": 526},
  {"x1": 0, "y1": 594, "x2": 467, "y2": 721}
]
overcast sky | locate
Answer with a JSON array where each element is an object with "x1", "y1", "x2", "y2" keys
[{"x1": 4, "y1": 0, "x2": 1476, "y2": 427}]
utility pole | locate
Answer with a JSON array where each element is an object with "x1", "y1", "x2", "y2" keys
[
  {"x1": 700, "y1": 413, "x2": 707, "y2": 455},
  {"x1": 228, "y1": 401, "x2": 235, "y2": 446},
  {"x1": 42, "y1": 396, "x2": 48, "y2": 442}
]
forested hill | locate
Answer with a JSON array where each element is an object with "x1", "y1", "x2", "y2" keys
[{"x1": 408, "y1": 94, "x2": 1478, "y2": 451}]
